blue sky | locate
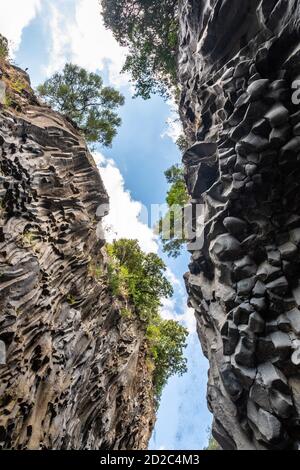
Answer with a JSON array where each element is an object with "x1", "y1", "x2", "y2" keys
[{"x1": 0, "y1": 0, "x2": 212, "y2": 449}]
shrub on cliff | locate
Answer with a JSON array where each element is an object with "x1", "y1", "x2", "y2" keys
[
  {"x1": 157, "y1": 164, "x2": 189, "y2": 258},
  {"x1": 107, "y1": 239, "x2": 173, "y2": 321},
  {"x1": 204, "y1": 428, "x2": 220, "y2": 450},
  {"x1": 37, "y1": 63, "x2": 124, "y2": 147},
  {"x1": 106, "y1": 238, "x2": 188, "y2": 401},
  {"x1": 146, "y1": 318, "x2": 188, "y2": 402},
  {"x1": 101, "y1": 0, "x2": 178, "y2": 99}
]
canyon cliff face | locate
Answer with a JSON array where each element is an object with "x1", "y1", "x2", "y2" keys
[
  {"x1": 179, "y1": 0, "x2": 300, "y2": 450},
  {"x1": 0, "y1": 64, "x2": 155, "y2": 449}
]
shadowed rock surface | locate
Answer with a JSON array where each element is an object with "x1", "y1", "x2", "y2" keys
[
  {"x1": 179, "y1": 0, "x2": 300, "y2": 450},
  {"x1": 0, "y1": 64, "x2": 155, "y2": 449}
]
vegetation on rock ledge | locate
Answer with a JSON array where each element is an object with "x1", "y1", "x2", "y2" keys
[{"x1": 107, "y1": 239, "x2": 188, "y2": 402}]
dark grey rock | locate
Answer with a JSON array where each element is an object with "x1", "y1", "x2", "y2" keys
[
  {"x1": 290, "y1": 228, "x2": 300, "y2": 246},
  {"x1": 211, "y1": 234, "x2": 243, "y2": 261},
  {"x1": 250, "y1": 381, "x2": 272, "y2": 412},
  {"x1": 179, "y1": 0, "x2": 300, "y2": 451},
  {"x1": 269, "y1": 331, "x2": 291, "y2": 357},
  {"x1": 266, "y1": 276, "x2": 289, "y2": 295},
  {"x1": 235, "y1": 335, "x2": 256, "y2": 368},
  {"x1": 240, "y1": 132, "x2": 269, "y2": 152},
  {"x1": 252, "y1": 118, "x2": 272, "y2": 137},
  {"x1": 247, "y1": 79, "x2": 269, "y2": 100},
  {"x1": 250, "y1": 297, "x2": 267, "y2": 312},
  {"x1": 222, "y1": 320, "x2": 240, "y2": 355},
  {"x1": 0, "y1": 341, "x2": 6, "y2": 365},
  {"x1": 237, "y1": 277, "x2": 256, "y2": 296},
  {"x1": 248, "y1": 312, "x2": 265, "y2": 334},
  {"x1": 232, "y1": 360, "x2": 257, "y2": 390},
  {"x1": 233, "y1": 256, "x2": 257, "y2": 281},
  {"x1": 182, "y1": 142, "x2": 217, "y2": 165},
  {"x1": 287, "y1": 308, "x2": 300, "y2": 334},
  {"x1": 257, "y1": 262, "x2": 281, "y2": 283},
  {"x1": 280, "y1": 137, "x2": 300, "y2": 160},
  {"x1": 269, "y1": 125, "x2": 291, "y2": 148},
  {"x1": 270, "y1": 389, "x2": 293, "y2": 419},
  {"x1": 253, "y1": 281, "x2": 266, "y2": 297},
  {"x1": 278, "y1": 242, "x2": 297, "y2": 260},
  {"x1": 0, "y1": 68, "x2": 155, "y2": 450},
  {"x1": 257, "y1": 362, "x2": 289, "y2": 394},
  {"x1": 256, "y1": 408, "x2": 282, "y2": 443},
  {"x1": 220, "y1": 364, "x2": 243, "y2": 402},
  {"x1": 267, "y1": 250, "x2": 281, "y2": 267},
  {"x1": 265, "y1": 104, "x2": 289, "y2": 127},
  {"x1": 233, "y1": 302, "x2": 254, "y2": 325},
  {"x1": 291, "y1": 348, "x2": 300, "y2": 366},
  {"x1": 223, "y1": 217, "x2": 247, "y2": 237}
]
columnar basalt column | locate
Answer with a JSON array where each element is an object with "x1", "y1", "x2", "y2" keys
[
  {"x1": 179, "y1": 0, "x2": 300, "y2": 449},
  {"x1": 0, "y1": 64, "x2": 155, "y2": 450}
]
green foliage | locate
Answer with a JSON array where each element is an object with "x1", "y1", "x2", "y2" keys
[
  {"x1": 37, "y1": 63, "x2": 124, "y2": 147},
  {"x1": 88, "y1": 260, "x2": 103, "y2": 280},
  {"x1": 164, "y1": 165, "x2": 189, "y2": 207},
  {"x1": 146, "y1": 318, "x2": 188, "y2": 402},
  {"x1": 21, "y1": 230, "x2": 37, "y2": 248},
  {"x1": 176, "y1": 134, "x2": 188, "y2": 153},
  {"x1": 101, "y1": 0, "x2": 179, "y2": 99},
  {"x1": 67, "y1": 294, "x2": 77, "y2": 305},
  {"x1": 106, "y1": 239, "x2": 188, "y2": 402},
  {"x1": 204, "y1": 428, "x2": 220, "y2": 450},
  {"x1": 120, "y1": 307, "x2": 133, "y2": 318},
  {"x1": 157, "y1": 165, "x2": 189, "y2": 258},
  {"x1": 107, "y1": 239, "x2": 173, "y2": 321},
  {"x1": 164, "y1": 164, "x2": 184, "y2": 185},
  {"x1": 10, "y1": 77, "x2": 27, "y2": 94},
  {"x1": 166, "y1": 180, "x2": 189, "y2": 207},
  {"x1": 0, "y1": 34, "x2": 8, "y2": 60}
]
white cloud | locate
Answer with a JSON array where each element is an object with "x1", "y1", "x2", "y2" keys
[
  {"x1": 45, "y1": 0, "x2": 129, "y2": 88},
  {"x1": 94, "y1": 152, "x2": 195, "y2": 330},
  {"x1": 165, "y1": 267, "x2": 182, "y2": 289},
  {"x1": 161, "y1": 98, "x2": 182, "y2": 144},
  {"x1": 44, "y1": 3, "x2": 72, "y2": 76},
  {"x1": 94, "y1": 151, "x2": 158, "y2": 254},
  {"x1": 160, "y1": 297, "x2": 196, "y2": 334},
  {"x1": 0, "y1": 0, "x2": 41, "y2": 55}
]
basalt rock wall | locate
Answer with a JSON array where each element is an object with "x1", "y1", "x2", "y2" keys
[
  {"x1": 179, "y1": 0, "x2": 300, "y2": 449},
  {"x1": 0, "y1": 64, "x2": 155, "y2": 449}
]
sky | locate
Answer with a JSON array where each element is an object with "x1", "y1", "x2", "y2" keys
[{"x1": 0, "y1": 0, "x2": 212, "y2": 449}]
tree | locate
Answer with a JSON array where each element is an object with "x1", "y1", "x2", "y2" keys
[
  {"x1": 37, "y1": 63, "x2": 124, "y2": 147},
  {"x1": 203, "y1": 427, "x2": 220, "y2": 450},
  {"x1": 107, "y1": 239, "x2": 173, "y2": 321},
  {"x1": 147, "y1": 318, "x2": 188, "y2": 402},
  {"x1": 101, "y1": 0, "x2": 179, "y2": 99},
  {"x1": 106, "y1": 238, "x2": 188, "y2": 402},
  {"x1": 176, "y1": 134, "x2": 188, "y2": 153},
  {"x1": 157, "y1": 165, "x2": 189, "y2": 258}
]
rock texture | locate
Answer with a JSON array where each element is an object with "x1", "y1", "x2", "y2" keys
[
  {"x1": 0, "y1": 64, "x2": 155, "y2": 449},
  {"x1": 179, "y1": 0, "x2": 300, "y2": 450}
]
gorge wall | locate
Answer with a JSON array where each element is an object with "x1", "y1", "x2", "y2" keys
[
  {"x1": 179, "y1": 0, "x2": 300, "y2": 450},
  {"x1": 0, "y1": 64, "x2": 155, "y2": 449}
]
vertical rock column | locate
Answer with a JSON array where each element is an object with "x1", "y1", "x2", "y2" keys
[
  {"x1": 0, "y1": 65, "x2": 155, "y2": 450},
  {"x1": 179, "y1": 0, "x2": 300, "y2": 449}
]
